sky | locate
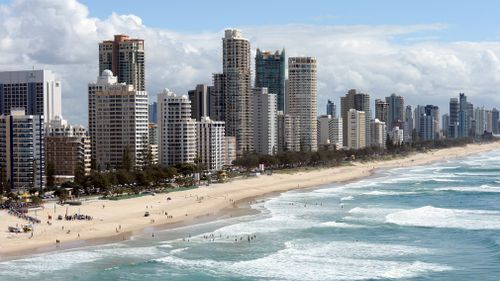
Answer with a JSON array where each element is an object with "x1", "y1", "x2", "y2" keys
[{"x1": 1, "y1": 0, "x2": 500, "y2": 125}]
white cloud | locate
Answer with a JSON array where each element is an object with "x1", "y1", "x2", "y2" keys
[{"x1": 0, "y1": 0, "x2": 500, "y2": 125}]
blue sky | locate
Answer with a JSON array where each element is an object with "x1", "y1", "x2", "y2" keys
[{"x1": 77, "y1": 0, "x2": 500, "y2": 41}]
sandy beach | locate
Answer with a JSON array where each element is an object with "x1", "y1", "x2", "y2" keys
[{"x1": 1, "y1": 142, "x2": 500, "y2": 259}]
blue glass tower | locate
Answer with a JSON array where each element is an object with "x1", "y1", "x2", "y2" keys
[{"x1": 255, "y1": 49, "x2": 286, "y2": 111}]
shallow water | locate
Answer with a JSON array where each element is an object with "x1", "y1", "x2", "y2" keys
[{"x1": 1, "y1": 150, "x2": 500, "y2": 280}]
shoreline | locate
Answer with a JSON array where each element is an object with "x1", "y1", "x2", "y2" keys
[{"x1": 1, "y1": 141, "x2": 500, "y2": 260}]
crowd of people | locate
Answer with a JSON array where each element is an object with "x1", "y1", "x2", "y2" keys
[{"x1": 8, "y1": 208, "x2": 41, "y2": 224}]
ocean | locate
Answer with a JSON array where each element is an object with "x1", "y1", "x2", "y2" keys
[{"x1": 1, "y1": 150, "x2": 500, "y2": 280}]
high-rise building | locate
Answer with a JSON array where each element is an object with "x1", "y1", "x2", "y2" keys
[
  {"x1": 277, "y1": 111, "x2": 301, "y2": 152},
  {"x1": 255, "y1": 49, "x2": 286, "y2": 111},
  {"x1": 224, "y1": 136, "x2": 236, "y2": 166},
  {"x1": 317, "y1": 115, "x2": 343, "y2": 148},
  {"x1": 341, "y1": 89, "x2": 371, "y2": 146},
  {"x1": 486, "y1": 109, "x2": 493, "y2": 133},
  {"x1": 99, "y1": 34, "x2": 145, "y2": 91},
  {"x1": 148, "y1": 102, "x2": 157, "y2": 123},
  {"x1": 370, "y1": 119, "x2": 386, "y2": 148},
  {"x1": 492, "y1": 108, "x2": 499, "y2": 134},
  {"x1": 467, "y1": 102, "x2": 475, "y2": 137},
  {"x1": 404, "y1": 105, "x2": 414, "y2": 142},
  {"x1": 374, "y1": 99, "x2": 388, "y2": 123},
  {"x1": 252, "y1": 88, "x2": 278, "y2": 155},
  {"x1": 419, "y1": 114, "x2": 435, "y2": 141},
  {"x1": 157, "y1": 89, "x2": 197, "y2": 166},
  {"x1": 326, "y1": 99, "x2": 337, "y2": 117},
  {"x1": 474, "y1": 107, "x2": 486, "y2": 136},
  {"x1": 287, "y1": 57, "x2": 318, "y2": 152},
  {"x1": 148, "y1": 123, "x2": 159, "y2": 165},
  {"x1": 45, "y1": 116, "x2": 91, "y2": 180},
  {"x1": 386, "y1": 93, "x2": 405, "y2": 128},
  {"x1": 449, "y1": 98, "x2": 459, "y2": 138},
  {"x1": 347, "y1": 109, "x2": 366, "y2": 150},
  {"x1": 425, "y1": 105, "x2": 440, "y2": 139},
  {"x1": 0, "y1": 109, "x2": 45, "y2": 192},
  {"x1": 413, "y1": 105, "x2": 426, "y2": 134},
  {"x1": 212, "y1": 29, "x2": 253, "y2": 156},
  {"x1": 0, "y1": 70, "x2": 61, "y2": 125},
  {"x1": 442, "y1": 113, "x2": 450, "y2": 138},
  {"x1": 458, "y1": 93, "x2": 468, "y2": 138},
  {"x1": 89, "y1": 70, "x2": 149, "y2": 170},
  {"x1": 196, "y1": 117, "x2": 225, "y2": 171},
  {"x1": 188, "y1": 84, "x2": 212, "y2": 121},
  {"x1": 390, "y1": 126, "x2": 404, "y2": 145}
]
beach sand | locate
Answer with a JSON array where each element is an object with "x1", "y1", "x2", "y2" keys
[{"x1": 1, "y1": 142, "x2": 499, "y2": 259}]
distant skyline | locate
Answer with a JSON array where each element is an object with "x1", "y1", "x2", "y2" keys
[{"x1": 1, "y1": 0, "x2": 500, "y2": 125}]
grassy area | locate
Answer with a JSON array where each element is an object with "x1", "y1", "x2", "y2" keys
[{"x1": 98, "y1": 185, "x2": 199, "y2": 201}]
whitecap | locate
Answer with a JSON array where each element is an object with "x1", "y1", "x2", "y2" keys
[{"x1": 386, "y1": 206, "x2": 500, "y2": 230}]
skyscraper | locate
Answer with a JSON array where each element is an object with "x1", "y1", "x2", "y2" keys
[
  {"x1": 425, "y1": 105, "x2": 440, "y2": 138},
  {"x1": 157, "y1": 89, "x2": 197, "y2": 166},
  {"x1": 404, "y1": 105, "x2": 414, "y2": 142},
  {"x1": 442, "y1": 113, "x2": 450, "y2": 138},
  {"x1": 212, "y1": 29, "x2": 253, "y2": 156},
  {"x1": 277, "y1": 111, "x2": 301, "y2": 152},
  {"x1": 386, "y1": 93, "x2": 405, "y2": 128},
  {"x1": 148, "y1": 102, "x2": 157, "y2": 123},
  {"x1": 370, "y1": 119, "x2": 386, "y2": 148},
  {"x1": 0, "y1": 70, "x2": 62, "y2": 125},
  {"x1": 341, "y1": 89, "x2": 371, "y2": 147},
  {"x1": 326, "y1": 99, "x2": 337, "y2": 117},
  {"x1": 492, "y1": 108, "x2": 499, "y2": 134},
  {"x1": 255, "y1": 49, "x2": 286, "y2": 111},
  {"x1": 458, "y1": 93, "x2": 468, "y2": 138},
  {"x1": 287, "y1": 57, "x2": 318, "y2": 152},
  {"x1": 374, "y1": 99, "x2": 388, "y2": 123},
  {"x1": 89, "y1": 70, "x2": 149, "y2": 170},
  {"x1": 188, "y1": 84, "x2": 212, "y2": 121},
  {"x1": 99, "y1": 34, "x2": 145, "y2": 91},
  {"x1": 0, "y1": 109, "x2": 45, "y2": 192},
  {"x1": 347, "y1": 109, "x2": 366, "y2": 149},
  {"x1": 252, "y1": 88, "x2": 278, "y2": 155},
  {"x1": 449, "y1": 98, "x2": 459, "y2": 138}
]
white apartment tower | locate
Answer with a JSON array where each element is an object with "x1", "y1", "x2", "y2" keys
[
  {"x1": 252, "y1": 87, "x2": 278, "y2": 155},
  {"x1": 0, "y1": 70, "x2": 62, "y2": 125},
  {"x1": 157, "y1": 89, "x2": 197, "y2": 166},
  {"x1": 287, "y1": 57, "x2": 318, "y2": 151},
  {"x1": 347, "y1": 109, "x2": 366, "y2": 149},
  {"x1": 370, "y1": 118, "x2": 386, "y2": 148},
  {"x1": 88, "y1": 70, "x2": 149, "y2": 170},
  {"x1": 212, "y1": 29, "x2": 253, "y2": 156},
  {"x1": 196, "y1": 117, "x2": 225, "y2": 171},
  {"x1": 317, "y1": 115, "x2": 343, "y2": 148},
  {"x1": 277, "y1": 111, "x2": 301, "y2": 152}
]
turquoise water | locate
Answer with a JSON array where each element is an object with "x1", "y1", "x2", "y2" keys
[{"x1": 2, "y1": 150, "x2": 500, "y2": 280}]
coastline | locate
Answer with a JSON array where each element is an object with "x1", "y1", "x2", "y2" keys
[{"x1": 1, "y1": 142, "x2": 500, "y2": 260}]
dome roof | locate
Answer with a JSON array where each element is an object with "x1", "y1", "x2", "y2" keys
[{"x1": 102, "y1": 69, "x2": 113, "y2": 76}]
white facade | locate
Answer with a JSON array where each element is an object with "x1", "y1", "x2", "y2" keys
[
  {"x1": 0, "y1": 70, "x2": 61, "y2": 125},
  {"x1": 224, "y1": 136, "x2": 236, "y2": 166},
  {"x1": 277, "y1": 111, "x2": 301, "y2": 152},
  {"x1": 347, "y1": 109, "x2": 366, "y2": 150},
  {"x1": 317, "y1": 115, "x2": 343, "y2": 147},
  {"x1": 370, "y1": 118, "x2": 386, "y2": 148},
  {"x1": 89, "y1": 70, "x2": 149, "y2": 170},
  {"x1": 287, "y1": 57, "x2": 318, "y2": 151},
  {"x1": 390, "y1": 126, "x2": 404, "y2": 145},
  {"x1": 157, "y1": 89, "x2": 197, "y2": 166},
  {"x1": 252, "y1": 88, "x2": 277, "y2": 155},
  {"x1": 196, "y1": 117, "x2": 225, "y2": 171}
]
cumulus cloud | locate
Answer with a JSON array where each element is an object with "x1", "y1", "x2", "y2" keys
[{"x1": 0, "y1": 0, "x2": 499, "y2": 125}]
